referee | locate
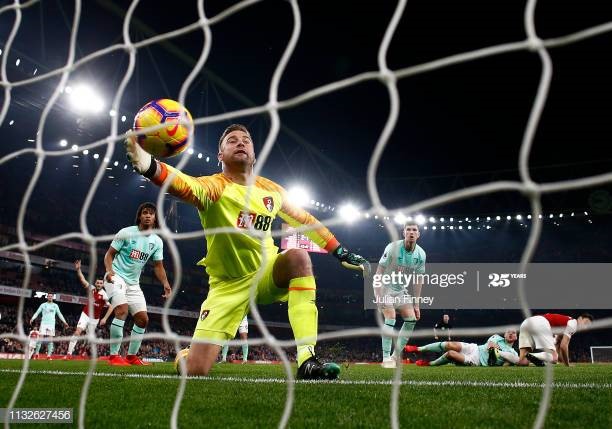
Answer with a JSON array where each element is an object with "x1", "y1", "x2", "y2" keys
[{"x1": 434, "y1": 314, "x2": 452, "y2": 340}]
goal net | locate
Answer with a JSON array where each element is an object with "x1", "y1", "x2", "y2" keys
[
  {"x1": 591, "y1": 346, "x2": 612, "y2": 364},
  {"x1": 1, "y1": 1, "x2": 612, "y2": 429}
]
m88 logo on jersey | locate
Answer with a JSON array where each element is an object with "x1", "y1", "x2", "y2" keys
[{"x1": 237, "y1": 211, "x2": 272, "y2": 231}]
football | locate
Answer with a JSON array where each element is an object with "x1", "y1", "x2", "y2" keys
[
  {"x1": 174, "y1": 347, "x2": 190, "y2": 375},
  {"x1": 133, "y1": 99, "x2": 193, "y2": 158}
]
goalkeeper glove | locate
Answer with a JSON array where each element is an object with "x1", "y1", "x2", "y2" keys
[
  {"x1": 124, "y1": 135, "x2": 156, "y2": 176},
  {"x1": 333, "y1": 245, "x2": 367, "y2": 270}
]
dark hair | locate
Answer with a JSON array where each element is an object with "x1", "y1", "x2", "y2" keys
[
  {"x1": 578, "y1": 313, "x2": 594, "y2": 321},
  {"x1": 404, "y1": 222, "x2": 419, "y2": 229},
  {"x1": 135, "y1": 202, "x2": 159, "y2": 228},
  {"x1": 218, "y1": 124, "x2": 250, "y2": 151}
]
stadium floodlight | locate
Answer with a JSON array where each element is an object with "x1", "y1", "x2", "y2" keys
[
  {"x1": 486, "y1": 225, "x2": 491, "y2": 230},
  {"x1": 468, "y1": 225, "x2": 472, "y2": 229},
  {"x1": 527, "y1": 214, "x2": 532, "y2": 219},
  {"x1": 506, "y1": 215, "x2": 511, "y2": 220},
  {"x1": 205, "y1": 156, "x2": 210, "y2": 162},
  {"x1": 559, "y1": 213, "x2": 563, "y2": 218},
  {"x1": 458, "y1": 225, "x2": 463, "y2": 230},
  {"x1": 449, "y1": 217, "x2": 454, "y2": 223},
  {"x1": 121, "y1": 115, "x2": 127, "y2": 122},
  {"x1": 59, "y1": 139, "x2": 68, "y2": 147},
  {"x1": 83, "y1": 149, "x2": 89, "y2": 155},
  {"x1": 197, "y1": 153, "x2": 203, "y2": 159},
  {"x1": 496, "y1": 216, "x2": 501, "y2": 221},
  {"x1": 103, "y1": 157, "x2": 110, "y2": 163},
  {"x1": 440, "y1": 217, "x2": 445, "y2": 222},
  {"x1": 441, "y1": 226, "x2": 445, "y2": 230},
  {"x1": 432, "y1": 226, "x2": 437, "y2": 230},
  {"x1": 364, "y1": 213, "x2": 370, "y2": 219},
  {"x1": 338, "y1": 203, "x2": 360, "y2": 223},
  {"x1": 449, "y1": 226, "x2": 454, "y2": 230},
  {"x1": 486, "y1": 216, "x2": 491, "y2": 221},
  {"x1": 93, "y1": 153, "x2": 99, "y2": 159},
  {"x1": 423, "y1": 226, "x2": 428, "y2": 230},
  {"x1": 109, "y1": 109, "x2": 117, "y2": 117},
  {"x1": 123, "y1": 165, "x2": 128, "y2": 170},
  {"x1": 394, "y1": 213, "x2": 407, "y2": 225},
  {"x1": 415, "y1": 214, "x2": 426, "y2": 225},
  {"x1": 71, "y1": 144, "x2": 78, "y2": 151},
  {"x1": 113, "y1": 160, "x2": 119, "y2": 166},
  {"x1": 187, "y1": 148, "x2": 194, "y2": 155},
  {"x1": 15, "y1": 58, "x2": 20, "y2": 66},
  {"x1": 549, "y1": 214, "x2": 554, "y2": 218},
  {"x1": 9, "y1": 120, "x2": 14, "y2": 125},
  {"x1": 315, "y1": 202, "x2": 320, "y2": 207},
  {"x1": 538, "y1": 214, "x2": 542, "y2": 219},
  {"x1": 429, "y1": 216, "x2": 436, "y2": 223},
  {"x1": 68, "y1": 83, "x2": 104, "y2": 114},
  {"x1": 584, "y1": 211, "x2": 588, "y2": 216},
  {"x1": 571, "y1": 212, "x2": 575, "y2": 216},
  {"x1": 516, "y1": 214, "x2": 522, "y2": 220},
  {"x1": 374, "y1": 215, "x2": 379, "y2": 219}
]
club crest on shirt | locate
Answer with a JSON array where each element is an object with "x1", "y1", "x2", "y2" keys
[
  {"x1": 200, "y1": 309, "x2": 210, "y2": 321},
  {"x1": 149, "y1": 243, "x2": 154, "y2": 251},
  {"x1": 263, "y1": 196, "x2": 274, "y2": 212}
]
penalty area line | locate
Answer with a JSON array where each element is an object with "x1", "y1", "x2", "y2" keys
[{"x1": 0, "y1": 369, "x2": 611, "y2": 389}]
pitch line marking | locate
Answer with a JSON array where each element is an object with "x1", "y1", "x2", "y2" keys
[{"x1": 0, "y1": 369, "x2": 610, "y2": 389}]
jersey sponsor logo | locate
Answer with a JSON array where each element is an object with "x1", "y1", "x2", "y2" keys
[
  {"x1": 236, "y1": 211, "x2": 272, "y2": 231},
  {"x1": 263, "y1": 196, "x2": 274, "y2": 212},
  {"x1": 200, "y1": 309, "x2": 210, "y2": 321},
  {"x1": 129, "y1": 249, "x2": 150, "y2": 261}
]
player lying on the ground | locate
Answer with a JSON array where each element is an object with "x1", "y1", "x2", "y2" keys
[
  {"x1": 30, "y1": 293, "x2": 69, "y2": 358},
  {"x1": 404, "y1": 329, "x2": 518, "y2": 366},
  {"x1": 375, "y1": 222, "x2": 425, "y2": 369},
  {"x1": 126, "y1": 124, "x2": 366, "y2": 379},
  {"x1": 220, "y1": 315, "x2": 249, "y2": 364},
  {"x1": 65, "y1": 260, "x2": 111, "y2": 358},
  {"x1": 103, "y1": 202, "x2": 172, "y2": 366},
  {"x1": 516, "y1": 313, "x2": 593, "y2": 366}
]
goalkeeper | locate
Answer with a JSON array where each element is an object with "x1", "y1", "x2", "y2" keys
[
  {"x1": 405, "y1": 329, "x2": 518, "y2": 366},
  {"x1": 125, "y1": 124, "x2": 366, "y2": 379}
]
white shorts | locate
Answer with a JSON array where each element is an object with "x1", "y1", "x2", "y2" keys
[
  {"x1": 76, "y1": 312, "x2": 99, "y2": 333},
  {"x1": 459, "y1": 342, "x2": 481, "y2": 366},
  {"x1": 238, "y1": 316, "x2": 248, "y2": 334},
  {"x1": 377, "y1": 286, "x2": 413, "y2": 309},
  {"x1": 104, "y1": 275, "x2": 147, "y2": 315},
  {"x1": 519, "y1": 316, "x2": 555, "y2": 351},
  {"x1": 40, "y1": 323, "x2": 55, "y2": 337}
]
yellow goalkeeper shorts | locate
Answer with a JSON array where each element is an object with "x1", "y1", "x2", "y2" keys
[{"x1": 193, "y1": 252, "x2": 288, "y2": 344}]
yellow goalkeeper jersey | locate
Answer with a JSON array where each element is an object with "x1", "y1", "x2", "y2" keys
[{"x1": 153, "y1": 163, "x2": 340, "y2": 279}]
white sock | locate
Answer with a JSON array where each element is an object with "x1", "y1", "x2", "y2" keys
[
  {"x1": 67, "y1": 338, "x2": 77, "y2": 355},
  {"x1": 531, "y1": 351, "x2": 554, "y2": 362},
  {"x1": 499, "y1": 351, "x2": 519, "y2": 364}
]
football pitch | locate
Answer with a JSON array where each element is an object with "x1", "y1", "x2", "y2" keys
[{"x1": 1, "y1": 361, "x2": 610, "y2": 428}]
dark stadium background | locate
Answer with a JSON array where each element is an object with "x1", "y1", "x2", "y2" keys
[{"x1": 1, "y1": 0, "x2": 611, "y2": 361}]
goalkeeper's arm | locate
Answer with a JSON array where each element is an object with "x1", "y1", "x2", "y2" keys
[{"x1": 125, "y1": 136, "x2": 219, "y2": 209}]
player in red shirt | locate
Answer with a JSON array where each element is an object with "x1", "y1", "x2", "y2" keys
[
  {"x1": 518, "y1": 313, "x2": 593, "y2": 366},
  {"x1": 28, "y1": 327, "x2": 40, "y2": 359},
  {"x1": 65, "y1": 260, "x2": 112, "y2": 358}
]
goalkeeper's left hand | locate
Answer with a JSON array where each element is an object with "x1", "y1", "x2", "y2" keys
[
  {"x1": 333, "y1": 245, "x2": 368, "y2": 271},
  {"x1": 124, "y1": 134, "x2": 153, "y2": 174}
]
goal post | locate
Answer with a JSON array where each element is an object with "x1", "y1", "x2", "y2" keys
[{"x1": 590, "y1": 346, "x2": 612, "y2": 363}]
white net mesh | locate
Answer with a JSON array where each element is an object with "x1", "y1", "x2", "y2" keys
[{"x1": 1, "y1": 1, "x2": 612, "y2": 428}]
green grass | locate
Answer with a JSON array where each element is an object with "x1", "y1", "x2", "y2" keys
[{"x1": 1, "y1": 360, "x2": 611, "y2": 428}]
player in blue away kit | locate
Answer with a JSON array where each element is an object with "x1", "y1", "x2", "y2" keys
[
  {"x1": 406, "y1": 329, "x2": 519, "y2": 366},
  {"x1": 30, "y1": 293, "x2": 68, "y2": 358},
  {"x1": 103, "y1": 202, "x2": 172, "y2": 366}
]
